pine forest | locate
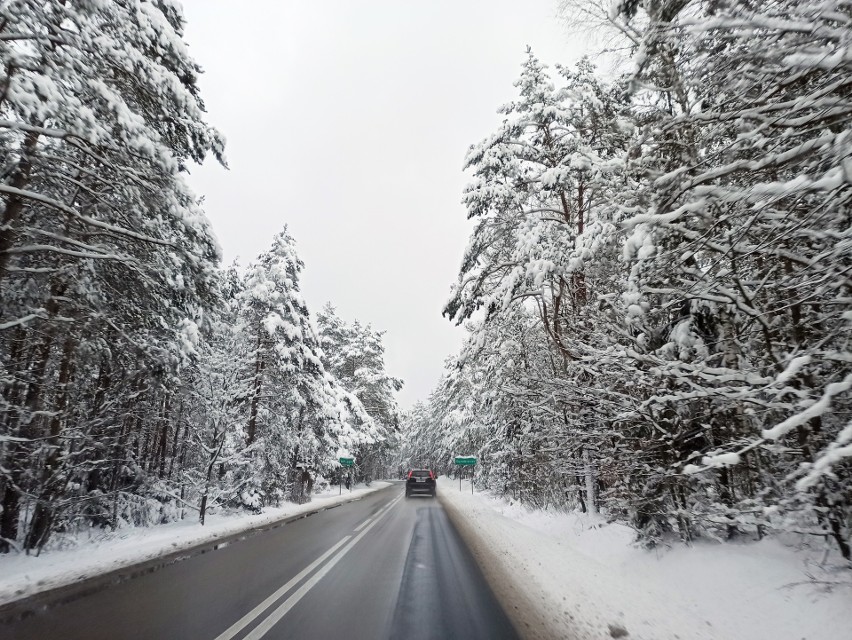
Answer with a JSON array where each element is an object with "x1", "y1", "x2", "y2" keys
[{"x1": 1, "y1": 0, "x2": 850, "y2": 568}]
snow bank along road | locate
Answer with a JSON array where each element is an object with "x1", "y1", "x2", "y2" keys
[{"x1": 0, "y1": 482, "x2": 518, "y2": 640}]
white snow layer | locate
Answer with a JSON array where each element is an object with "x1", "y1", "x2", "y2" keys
[
  {"x1": 438, "y1": 478, "x2": 851, "y2": 640},
  {"x1": 0, "y1": 482, "x2": 388, "y2": 607}
]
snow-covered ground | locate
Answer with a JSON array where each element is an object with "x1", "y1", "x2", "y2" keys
[
  {"x1": 0, "y1": 482, "x2": 388, "y2": 607},
  {"x1": 438, "y1": 477, "x2": 851, "y2": 640}
]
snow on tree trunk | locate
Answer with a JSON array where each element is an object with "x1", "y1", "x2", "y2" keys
[{"x1": 583, "y1": 447, "x2": 597, "y2": 516}]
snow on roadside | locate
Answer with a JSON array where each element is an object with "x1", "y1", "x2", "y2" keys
[
  {"x1": 438, "y1": 477, "x2": 851, "y2": 640},
  {"x1": 0, "y1": 482, "x2": 388, "y2": 607}
]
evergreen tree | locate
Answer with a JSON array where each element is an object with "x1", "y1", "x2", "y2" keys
[
  {"x1": 0, "y1": 0, "x2": 224, "y2": 552},
  {"x1": 317, "y1": 304, "x2": 403, "y2": 481},
  {"x1": 237, "y1": 230, "x2": 377, "y2": 505}
]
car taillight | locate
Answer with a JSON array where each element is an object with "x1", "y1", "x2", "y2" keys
[
  {"x1": 407, "y1": 470, "x2": 413, "y2": 479},
  {"x1": 429, "y1": 471, "x2": 434, "y2": 479}
]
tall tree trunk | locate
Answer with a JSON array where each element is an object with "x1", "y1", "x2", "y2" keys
[
  {"x1": 24, "y1": 334, "x2": 76, "y2": 552},
  {"x1": 167, "y1": 402, "x2": 185, "y2": 480},
  {"x1": 158, "y1": 397, "x2": 171, "y2": 477},
  {"x1": 199, "y1": 428, "x2": 225, "y2": 525},
  {"x1": 6, "y1": 287, "x2": 63, "y2": 551},
  {"x1": 583, "y1": 446, "x2": 597, "y2": 515},
  {"x1": 572, "y1": 182, "x2": 587, "y2": 307},
  {"x1": 0, "y1": 328, "x2": 28, "y2": 551},
  {"x1": 246, "y1": 337, "x2": 265, "y2": 446},
  {"x1": 0, "y1": 480, "x2": 20, "y2": 553}
]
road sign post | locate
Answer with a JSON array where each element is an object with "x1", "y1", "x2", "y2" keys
[
  {"x1": 453, "y1": 456, "x2": 477, "y2": 493},
  {"x1": 339, "y1": 457, "x2": 354, "y2": 494}
]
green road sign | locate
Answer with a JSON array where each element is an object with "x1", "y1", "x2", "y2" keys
[
  {"x1": 454, "y1": 456, "x2": 477, "y2": 466},
  {"x1": 339, "y1": 457, "x2": 355, "y2": 467}
]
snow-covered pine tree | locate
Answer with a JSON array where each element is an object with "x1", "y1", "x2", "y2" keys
[
  {"x1": 0, "y1": 0, "x2": 224, "y2": 552},
  {"x1": 179, "y1": 266, "x2": 255, "y2": 524},
  {"x1": 317, "y1": 304, "x2": 402, "y2": 481},
  {"x1": 443, "y1": 51, "x2": 629, "y2": 514},
  {"x1": 237, "y1": 230, "x2": 377, "y2": 506},
  {"x1": 612, "y1": 0, "x2": 851, "y2": 554}
]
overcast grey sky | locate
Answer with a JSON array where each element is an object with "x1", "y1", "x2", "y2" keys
[{"x1": 180, "y1": 0, "x2": 583, "y2": 408}]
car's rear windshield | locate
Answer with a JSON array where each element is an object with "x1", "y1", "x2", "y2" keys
[{"x1": 410, "y1": 470, "x2": 431, "y2": 478}]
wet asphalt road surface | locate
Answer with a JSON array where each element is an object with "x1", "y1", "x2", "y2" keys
[{"x1": 0, "y1": 482, "x2": 519, "y2": 640}]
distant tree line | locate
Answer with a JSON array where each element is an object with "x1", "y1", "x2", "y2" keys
[
  {"x1": 0, "y1": 1, "x2": 400, "y2": 554},
  {"x1": 401, "y1": 0, "x2": 851, "y2": 558}
]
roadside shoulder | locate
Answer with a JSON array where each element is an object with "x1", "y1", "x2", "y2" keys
[
  {"x1": 439, "y1": 478, "x2": 719, "y2": 640},
  {"x1": 440, "y1": 488, "x2": 566, "y2": 640},
  {"x1": 0, "y1": 482, "x2": 391, "y2": 615}
]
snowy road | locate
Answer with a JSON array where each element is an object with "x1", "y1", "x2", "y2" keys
[{"x1": 0, "y1": 482, "x2": 518, "y2": 640}]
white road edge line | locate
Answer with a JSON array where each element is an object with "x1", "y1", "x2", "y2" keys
[
  {"x1": 353, "y1": 516, "x2": 372, "y2": 532},
  {"x1": 243, "y1": 495, "x2": 403, "y2": 640},
  {"x1": 213, "y1": 536, "x2": 351, "y2": 640}
]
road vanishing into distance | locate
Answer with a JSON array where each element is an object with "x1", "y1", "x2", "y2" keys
[{"x1": 0, "y1": 483, "x2": 519, "y2": 640}]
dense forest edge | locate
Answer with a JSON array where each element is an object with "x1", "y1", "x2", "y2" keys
[
  {"x1": 400, "y1": 0, "x2": 852, "y2": 560},
  {"x1": 0, "y1": 1, "x2": 401, "y2": 554}
]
